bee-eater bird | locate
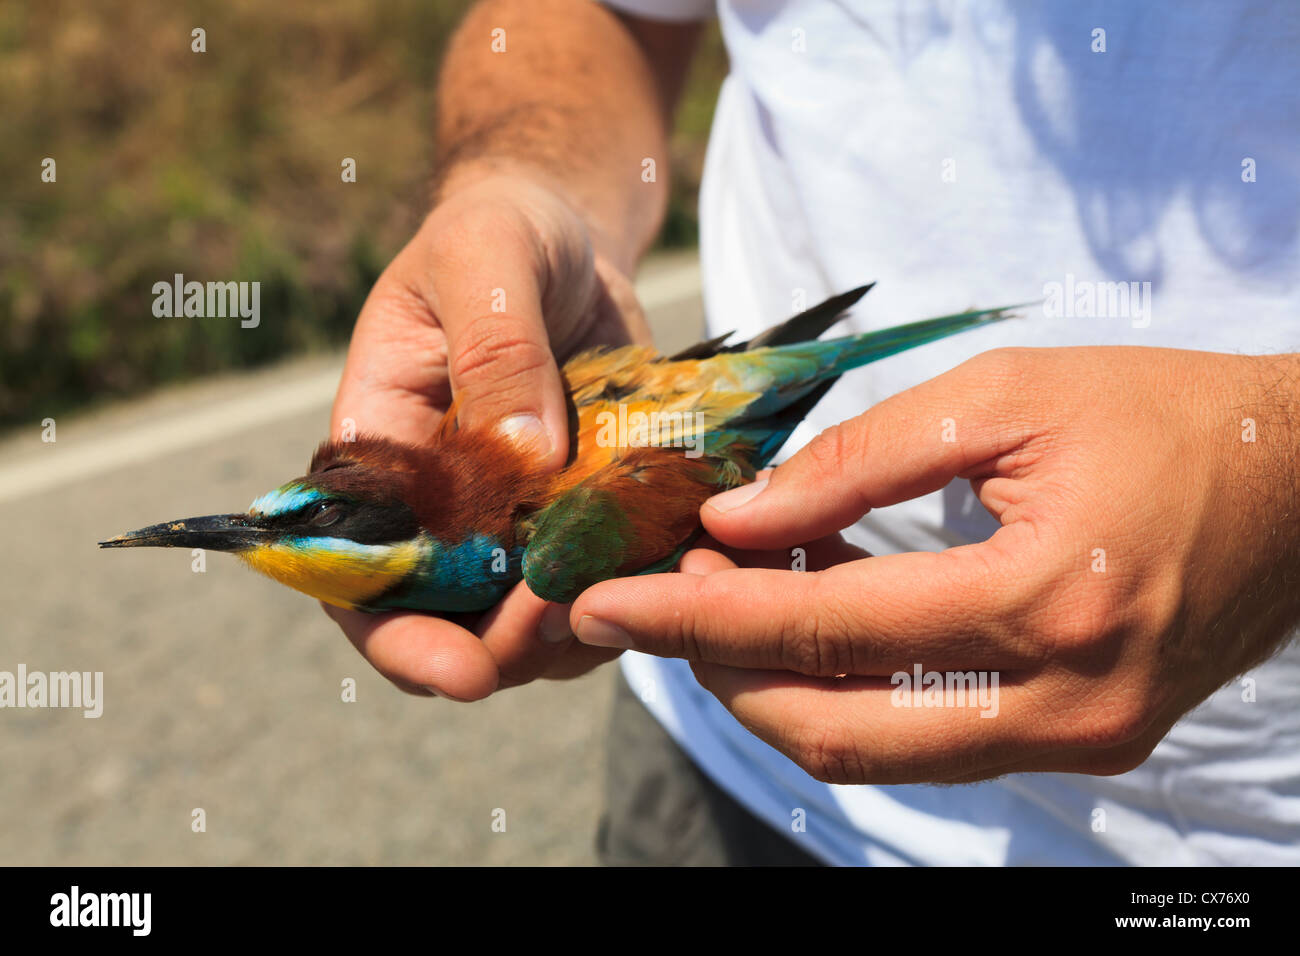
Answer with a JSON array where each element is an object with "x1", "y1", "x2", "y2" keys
[{"x1": 100, "y1": 285, "x2": 1018, "y2": 612}]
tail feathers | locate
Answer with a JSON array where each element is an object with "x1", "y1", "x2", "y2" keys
[
  {"x1": 668, "y1": 283, "x2": 875, "y2": 361},
  {"x1": 668, "y1": 330, "x2": 733, "y2": 362},
  {"x1": 722, "y1": 302, "x2": 1026, "y2": 426},
  {"x1": 824, "y1": 303, "x2": 1027, "y2": 377},
  {"x1": 741, "y1": 282, "x2": 876, "y2": 352}
]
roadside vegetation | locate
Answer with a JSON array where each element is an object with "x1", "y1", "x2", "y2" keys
[{"x1": 0, "y1": 0, "x2": 724, "y2": 429}]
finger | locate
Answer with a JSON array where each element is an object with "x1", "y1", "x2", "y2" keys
[
  {"x1": 687, "y1": 663, "x2": 1046, "y2": 785},
  {"x1": 477, "y1": 581, "x2": 624, "y2": 684},
  {"x1": 680, "y1": 534, "x2": 871, "y2": 574},
  {"x1": 580, "y1": 254, "x2": 654, "y2": 349},
  {"x1": 538, "y1": 642, "x2": 624, "y2": 681},
  {"x1": 700, "y1": 351, "x2": 1036, "y2": 550},
  {"x1": 323, "y1": 604, "x2": 499, "y2": 701},
  {"x1": 571, "y1": 525, "x2": 1039, "y2": 674},
  {"x1": 678, "y1": 548, "x2": 736, "y2": 575},
  {"x1": 474, "y1": 580, "x2": 576, "y2": 687},
  {"x1": 331, "y1": 269, "x2": 453, "y2": 446},
  {"x1": 428, "y1": 222, "x2": 572, "y2": 470}
]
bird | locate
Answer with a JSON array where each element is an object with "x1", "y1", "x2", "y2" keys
[{"x1": 100, "y1": 284, "x2": 1020, "y2": 612}]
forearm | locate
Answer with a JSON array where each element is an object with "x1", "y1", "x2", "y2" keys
[{"x1": 434, "y1": 0, "x2": 688, "y2": 274}]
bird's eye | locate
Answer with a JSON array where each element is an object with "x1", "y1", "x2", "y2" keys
[{"x1": 307, "y1": 501, "x2": 344, "y2": 528}]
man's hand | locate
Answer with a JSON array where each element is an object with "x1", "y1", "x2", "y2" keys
[
  {"x1": 570, "y1": 347, "x2": 1300, "y2": 783},
  {"x1": 323, "y1": 172, "x2": 650, "y2": 699},
  {"x1": 316, "y1": 0, "x2": 700, "y2": 699}
]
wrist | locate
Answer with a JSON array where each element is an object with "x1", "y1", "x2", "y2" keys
[{"x1": 433, "y1": 157, "x2": 554, "y2": 206}]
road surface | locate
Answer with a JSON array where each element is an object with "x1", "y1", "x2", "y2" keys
[{"x1": 0, "y1": 252, "x2": 703, "y2": 865}]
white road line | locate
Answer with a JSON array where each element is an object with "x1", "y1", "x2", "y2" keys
[
  {"x1": 0, "y1": 369, "x2": 342, "y2": 504},
  {"x1": 0, "y1": 262, "x2": 702, "y2": 503}
]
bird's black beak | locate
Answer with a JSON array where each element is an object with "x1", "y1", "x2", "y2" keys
[{"x1": 98, "y1": 513, "x2": 271, "y2": 552}]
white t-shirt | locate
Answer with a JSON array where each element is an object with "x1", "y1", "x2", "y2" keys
[{"x1": 606, "y1": 0, "x2": 1300, "y2": 865}]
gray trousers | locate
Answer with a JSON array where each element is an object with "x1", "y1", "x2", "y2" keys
[{"x1": 597, "y1": 675, "x2": 824, "y2": 866}]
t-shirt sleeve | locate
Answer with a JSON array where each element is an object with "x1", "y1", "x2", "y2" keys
[{"x1": 599, "y1": 0, "x2": 716, "y2": 22}]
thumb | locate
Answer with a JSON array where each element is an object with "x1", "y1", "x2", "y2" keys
[
  {"x1": 434, "y1": 237, "x2": 572, "y2": 471},
  {"x1": 700, "y1": 352, "x2": 1026, "y2": 549}
]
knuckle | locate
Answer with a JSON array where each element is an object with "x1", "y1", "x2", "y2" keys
[
  {"x1": 1094, "y1": 697, "x2": 1155, "y2": 748},
  {"x1": 676, "y1": 575, "x2": 722, "y2": 661},
  {"x1": 1047, "y1": 597, "x2": 1113, "y2": 652},
  {"x1": 996, "y1": 564, "x2": 1051, "y2": 647},
  {"x1": 791, "y1": 725, "x2": 867, "y2": 785},
  {"x1": 777, "y1": 614, "x2": 821, "y2": 674},
  {"x1": 768, "y1": 596, "x2": 813, "y2": 675},
  {"x1": 802, "y1": 420, "x2": 862, "y2": 478},
  {"x1": 781, "y1": 579, "x2": 860, "y2": 676},
  {"x1": 1032, "y1": 578, "x2": 1126, "y2": 658},
  {"x1": 677, "y1": 606, "x2": 709, "y2": 663},
  {"x1": 1068, "y1": 694, "x2": 1153, "y2": 750},
  {"x1": 449, "y1": 313, "x2": 553, "y2": 393},
  {"x1": 968, "y1": 346, "x2": 1033, "y2": 390},
  {"x1": 1078, "y1": 741, "x2": 1158, "y2": 776}
]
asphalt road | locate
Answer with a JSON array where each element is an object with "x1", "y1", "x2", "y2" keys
[{"x1": 0, "y1": 253, "x2": 703, "y2": 865}]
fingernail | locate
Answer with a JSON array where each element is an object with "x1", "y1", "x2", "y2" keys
[
  {"x1": 499, "y1": 414, "x2": 554, "y2": 459},
  {"x1": 537, "y1": 603, "x2": 574, "y2": 644},
  {"x1": 706, "y1": 478, "x2": 768, "y2": 513},
  {"x1": 575, "y1": 615, "x2": 633, "y2": 649},
  {"x1": 424, "y1": 686, "x2": 465, "y2": 701}
]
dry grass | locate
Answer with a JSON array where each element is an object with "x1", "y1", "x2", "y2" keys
[{"x1": 0, "y1": 0, "x2": 724, "y2": 428}]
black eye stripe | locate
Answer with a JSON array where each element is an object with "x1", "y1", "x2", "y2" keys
[
  {"x1": 308, "y1": 501, "x2": 343, "y2": 527},
  {"x1": 268, "y1": 497, "x2": 419, "y2": 545}
]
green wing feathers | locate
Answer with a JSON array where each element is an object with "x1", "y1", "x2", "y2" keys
[{"x1": 522, "y1": 449, "x2": 725, "y2": 603}]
